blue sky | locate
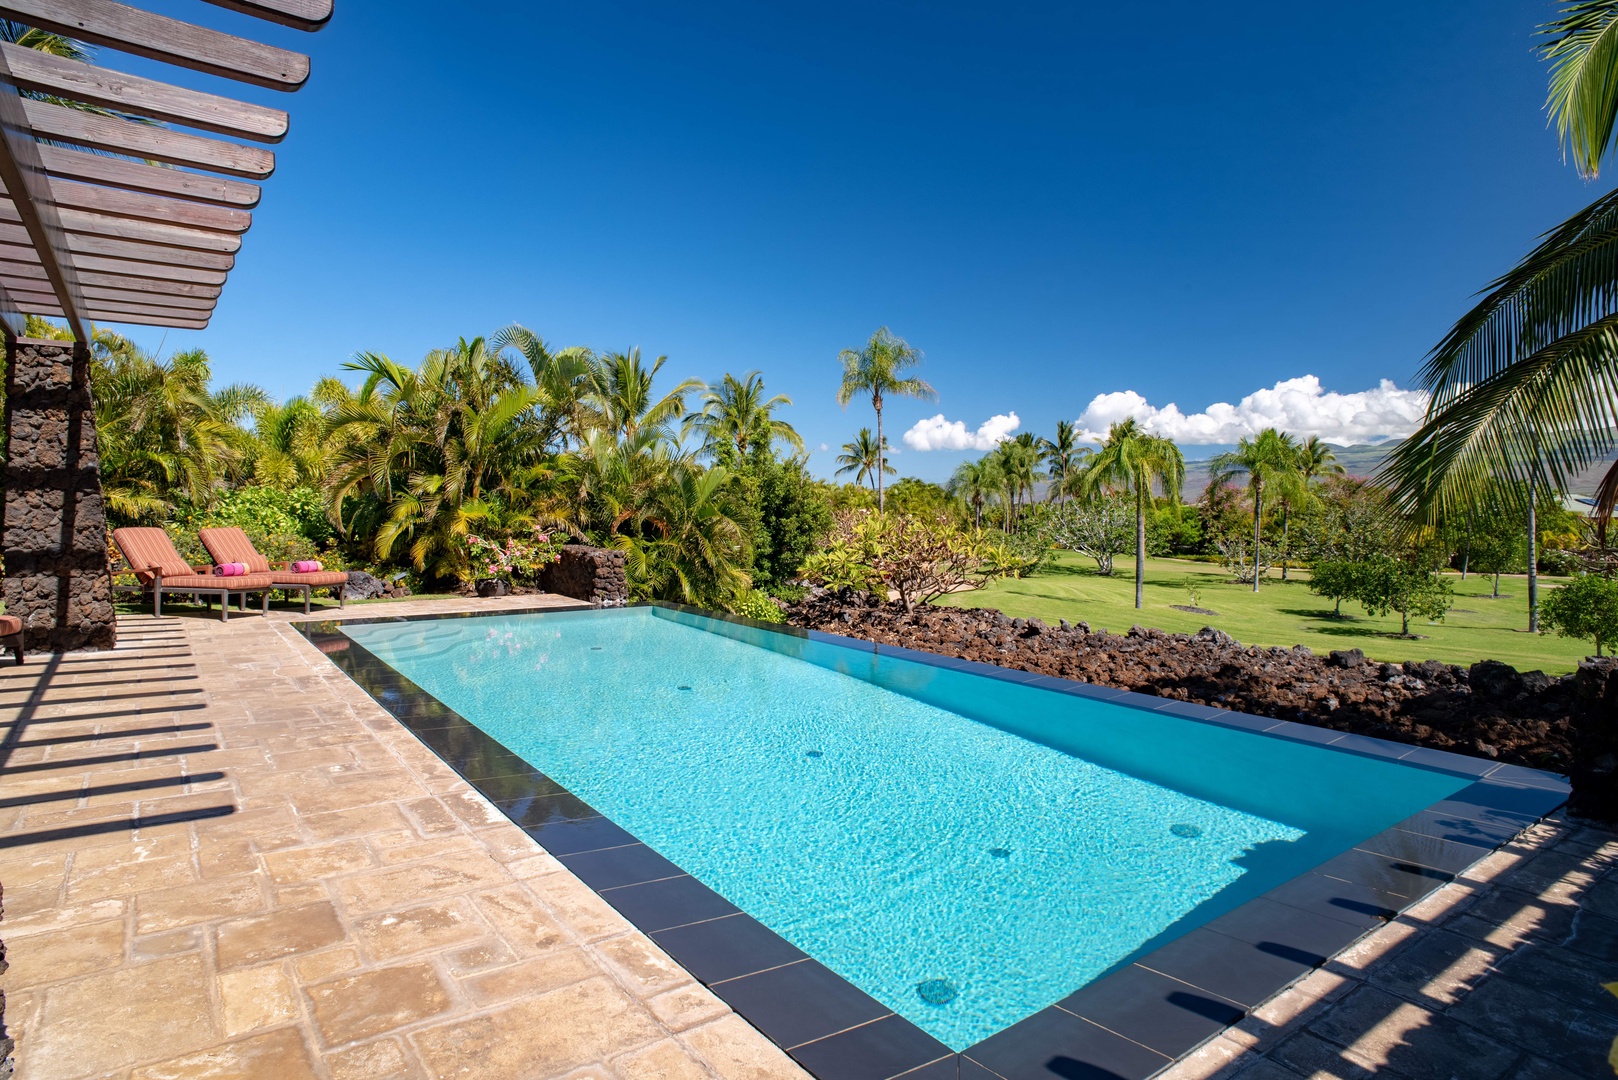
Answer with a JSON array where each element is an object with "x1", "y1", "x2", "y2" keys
[{"x1": 110, "y1": 1, "x2": 1601, "y2": 481}]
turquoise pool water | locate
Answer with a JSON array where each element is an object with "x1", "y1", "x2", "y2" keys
[{"x1": 342, "y1": 607, "x2": 1469, "y2": 1049}]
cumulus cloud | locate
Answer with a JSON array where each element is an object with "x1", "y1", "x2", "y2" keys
[
  {"x1": 902, "y1": 412, "x2": 1021, "y2": 451},
  {"x1": 1074, "y1": 376, "x2": 1429, "y2": 446}
]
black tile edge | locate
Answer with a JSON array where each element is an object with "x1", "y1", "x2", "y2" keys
[{"x1": 295, "y1": 605, "x2": 1569, "y2": 1080}]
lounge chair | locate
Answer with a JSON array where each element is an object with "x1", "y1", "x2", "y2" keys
[
  {"x1": 0, "y1": 614, "x2": 23, "y2": 664},
  {"x1": 197, "y1": 527, "x2": 348, "y2": 614},
  {"x1": 111, "y1": 527, "x2": 277, "y2": 621}
]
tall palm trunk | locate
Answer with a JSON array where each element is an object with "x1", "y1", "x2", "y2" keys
[
  {"x1": 1280, "y1": 503, "x2": 1290, "y2": 581},
  {"x1": 874, "y1": 392, "x2": 885, "y2": 513},
  {"x1": 1251, "y1": 483, "x2": 1263, "y2": 592},
  {"x1": 1527, "y1": 478, "x2": 1539, "y2": 633},
  {"x1": 1134, "y1": 480, "x2": 1146, "y2": 609}
]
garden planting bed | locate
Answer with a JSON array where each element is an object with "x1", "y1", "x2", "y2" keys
[{"x1": 788, "y1": 590, "x2": 1618, "y2": 816}]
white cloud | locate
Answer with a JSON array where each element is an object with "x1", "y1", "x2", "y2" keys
[
  {"x1": 816, "y1": 442, "x2": 829, "y2": 452},
  {"x1": 902, "y1": 412, "x2": 1021, "y2": 451},
  {"x1": 1074, "y1": 376, "x2": 1429, "y2": 446}
]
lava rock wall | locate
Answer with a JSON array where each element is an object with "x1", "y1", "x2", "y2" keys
[{"x1": 539, "y1": 545, "x2": 627, "y2": 605}]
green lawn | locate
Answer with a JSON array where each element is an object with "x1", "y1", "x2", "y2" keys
[{"x1": 937, "y1": 551, "x2": 1592, "y2": 674}]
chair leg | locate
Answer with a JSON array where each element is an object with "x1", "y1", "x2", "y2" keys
[
  {"x1": 13, "y1": 643, "x2": 23, "y2": 665},
  {"x1": 338, "y1": 588, "x2": 345, "y2": 609},
  {"x1": 262, "y1": 590, "x2": 270, "y2": 615},
  {"x1": 221, "y1": 592, "x2": 230, "y2": 621},
  {"x1": 303, "y1": 587, "x2": 310, "y2": 615},
  {"x1": 154, "y1": 589, "x2": 162, "y2": 618}
]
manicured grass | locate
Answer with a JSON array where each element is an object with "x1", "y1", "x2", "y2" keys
[{"x1": 936, "y1": 550, "x2": 1592, "y2": 674}]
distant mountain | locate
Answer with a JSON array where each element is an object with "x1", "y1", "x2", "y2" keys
[{"x1": 1180, "y1": 442, "x2": 1399, "y2": 500}]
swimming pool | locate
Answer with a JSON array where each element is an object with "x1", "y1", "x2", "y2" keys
[{"x1": 328, "y1": 604, "x2": 1494, "y2": 1053}]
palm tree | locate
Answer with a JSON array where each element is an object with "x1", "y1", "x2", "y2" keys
[
  {"x1": 686, "y1": 371, "x2": 803, "y2": 461},
  {"x1": 586, "y1": 348, "x2": 703, "y2": 443},
  {"x1": 1039, "y1": 420, "x2": 1088, "y2": 503},
  {"x1": 992, "y1": 435, "x2": 1043, "y2": 531},
  {"x1": 1383, "y1": 4, "x2": 1618, "y2": 538},
  {"x1": 948, "y1": 458, "x2": 1000, "y2": 530},
  {"x1": 1209, "y1": 428, "x2": 1305, "y2": 592},
  {"x1": 250, "y1": 396, "x2": 334, "y2": 490},
  {"x1": 1081, "y1": 419, "x2": 1185, "y2": 608},
  {"x1": 836, "y1": 428, "x2": 893, "y2": 491},
  {"x1": 1277, "y1": 435, "x2": 1343, "y2": 580},
  {"x1": 490, "y1": 324, "x2": 596, "y2": 451},
  {"x1": 835, "y1": 327, "x2": 935, "y2": 511}
]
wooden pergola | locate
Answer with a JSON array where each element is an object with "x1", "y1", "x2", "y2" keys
[
  {"x1": 0, "y1": 0, "x2": 330, "y2": 338},
  {"x1": 0, "y1": 1, "x2": 329, "y2": 653}
]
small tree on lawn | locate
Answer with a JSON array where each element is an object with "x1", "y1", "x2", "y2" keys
[
  {"x1": 1539, "y1": 574, "x2": 1618, "y2": 656},
  {"x1": 1045, "y1": 493, "x2": 1133, "y2": 575},
  {"x1": 1307, "y1": 559, "x2": 1361, "y2": 617},
  {"x1": 1356, "y1": 556, "x2": 1455, "y2": 638},
  {"x1": 798, "y1": 510, "x2": 1008, "y2": 611}
]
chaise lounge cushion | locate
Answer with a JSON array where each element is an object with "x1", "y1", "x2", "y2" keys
[
  {"x1": 112, "y1": 528, "x2": 275, "y2": 590},
  {"x1": 0, "y1": 615, "x2": 20, "y2": 636},
  {"x1": 198, "y1": 527, "x2": 346, "y2": 587}
]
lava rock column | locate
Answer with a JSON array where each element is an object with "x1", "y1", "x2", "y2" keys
[{"x1": 1, "y1": 336, "x2": 116, "y2": 651}]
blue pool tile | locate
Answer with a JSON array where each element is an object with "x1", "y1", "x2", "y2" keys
[
  {"x1": 789, "y1": 1015, "x2": 954, "y2": 1080},
  {"x1": 652, "y1": 913, "x2": 807, "y2": 984},
  {"x1": 599, "y1": 874, "x2": 740, "y2": 932},
  {"x1": 1450, "y1": 780, "x2": 1569, "y2": 822},
  {"x1": 1150, "y1": 699, "x2": 1232, "y2": 722},
  {"x1": 1202, "y1": 898, "x2": 1369, "y2": 967},
  {"x1": 1324, "y1": 733, "x2": 1413, "y2": 761},
  {"x1": 1260, "y1": 720, "x2": 1342, "y2": 746},
  {"x1": 1055, "y1": 964, "x2": 1245, "y2": 1058},
  {"x1": 559, "y1": 843, "x2": 684, "y2": 890},
  {"x1": 523, "y1": 812, "x2": 635, "y2": 856},
  {"x1": 1132, "y1": 928, "x2": 1314, "y2": 1009},
  {"x1": 964, "y1": 1006, "x2": 1172, "y2": 1080},
  {"x1": 1025, "y1": 675, "x2": 1132, "y2": 701},
  {"x1": 714, "y1": 958, "x2": 892, "y2": 1051}
]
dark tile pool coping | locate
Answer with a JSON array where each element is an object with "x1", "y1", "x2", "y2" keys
[{"x1": 295, "y1": 602, "x2": 1571, "y2": 1080}]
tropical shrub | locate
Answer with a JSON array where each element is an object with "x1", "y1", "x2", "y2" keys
[
  {"x1": 729, "y1": 589, "x2": 786, "y2": 623},
  {"x1": 1354, "y1": 556, "x2": 1456, "y2": 637},
  {"x1": 798, "y1": 511, "x2": 1007, "y2": 610},
  {"x1": 1540, "y1": 574, "x2": 1618, "y2": 656},
  {"x1": 462, "y1": 530, "x2": 564, "y2": 585}
]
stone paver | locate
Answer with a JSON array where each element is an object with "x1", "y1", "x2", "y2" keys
[
  {"x1": 0, "y1": 599, "x2": 809, "y2": 1080},
  {"x1": 1162, "y1": 815, "x2": 1618, "y2": 1080}
]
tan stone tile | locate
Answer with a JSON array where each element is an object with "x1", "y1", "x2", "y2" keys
[
  {"x1": 196, "y1": 837, "x2": 259, "y2": 880},
  {"x1": 306, "y1": 961, "x2": 452, "y2": 1045},
  {"x1": 70, "y1": 833, "x2": 189, "y2": 872},
  {"x1": 216, "y1": 963, "x2": 298, "y2": 1037},
  {"x1": 0, "y1": 849, "x2": 69, "y2": 889},
  {"x1": 324, "y1": 1036, "x2": 420, "y2": 1080},
  {"x1": 503, "y1": 854, "x2": 565, "y2": 881},
  {"x1": 470, "y1": 825, "x2": 545, "y2": 863},
  {"x1": 443, "y1": 938, "x2": 516, "y2": 977},
  {"x1": 334, "y1": 858, "x2": 508, "y2": 915},
  {"x1": 473, "y1": 883, "x2": 570, "y2": 956},
  {"x1": 411, "y1": 977, "x2": 661, "y2": 1079},
  {"x1": 439, "y1": 790, "x2": 507, "y2": 829},
  {"x1": 403, "y1": 796, "x2": 462, "y2": 836},
  {"x1": 288, "y1": 776, "x2": 429, "y2": 817},
  {"x1": 3, "y1": 897, "x2": 124, "y2": 938},
  {"x1": 262, "y1": 835, "x2": 375, "y2": 887},
  {"x1": 539, "y1": 873, "x2": 632, "y2": 941},
  {"x1": 30, "y1": 952, "x2": 218, "y2": 1077},
  {"x1": 4, "y1": 918, "x2": 125, "y2": 986},
  {"x1": 613, "y1": 1039, "x2": 716, "y2": 1080},
  {"x1": 354, "y1": 897, "x2": 484, "y2": 962},
  {"x1": 136, "y1": 875, "x2": 266, "y2": 935},
  {"x1": 462, "y1": 950, "x2": 600, "y2": 1006},
  {"x1": 301, "y1": 802, "x2": 410, "y2": 842},
  {"x1": 375, "y1": 834, "x2": 486, "y2": 866},
  {"x1": 594, "y1": 933, "x2": 691, "y2": 998},
  {"x1": 133, "y1": 926, "x2": 204, "y2": 959},
  {"x1": 680, "y1": 1015, "x2": 808, "y2": 1079},
  {"x1": 646, "y1": 983, "x2": 729, "y2": 1033},
  {"x1": 270, "y1": 747, "x2": 353, "y2": 771},
  {"x1": 215, "y1": 902, "x2": 344, "y2": 970},
  {"x1": 67, "y1": 852, "x2": 198, "y2": 903},
  {"x1": 0, "y1": 880, "x2": 67, "y2": 921},
  {"x1": 130, "y1": 1026, "x2": 320, "y2": 1080},
  {"x1": 273, "y1": 883, "x2": 330, "y2": 906},
  {"x1": 294, "y1": 946, "x2": 361, "y2": 983}
]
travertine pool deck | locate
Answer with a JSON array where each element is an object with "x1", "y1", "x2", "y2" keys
[
  {"x1": 0, "y1": 597, "x2": 1613, "y2": 1080},
  {"x1": 0, "y1": 599, "x2": 810, "y2": 1080}
]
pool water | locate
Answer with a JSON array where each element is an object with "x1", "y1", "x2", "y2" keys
[{"x1": 342, "y1": 607, "x2": 1469, "y2": 1049}]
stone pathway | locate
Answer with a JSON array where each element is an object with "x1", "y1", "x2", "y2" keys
[
  {"x1": 0, "y1": 600, "x2": 810, "y2": 1080},
  {"x1": 1162, "y1": 814, "x2": 1618, "y2": 1080}
]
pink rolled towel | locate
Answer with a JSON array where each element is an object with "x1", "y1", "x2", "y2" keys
[
  {"x1": 291, "y1": 560, "x2": 323, "y2": 573},
  {"x1": 214, "y1": 563, "x2": 248, "y2": 576}
]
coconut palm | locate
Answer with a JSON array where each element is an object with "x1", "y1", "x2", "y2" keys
[
  {"x1": 1039, "y1": 420, "x2": 1088, "y2": 503},
  {"x1": 1081, "y1": 419, "x2": 1185, "y2": 608},
  {"x1": 490, "y1": 323, "x2": 596, "y2": 451},
  {"x1": 1209, "y1": 428, "x2": 1306, "y2": 592},
  {"x1": 992, "y1": 435, "x2": 1043, "y2": 531},
  {"x1": 1297, "y1": 436, "x2": 1344, "y2": 484},
  {"x1": 586, "y1": 348, "x2": 703, "y2": 443},
  {"x1": 948, "y1": 457, "x2": 1001, "y2": 530},
  {"x1": 1382, "y1": 3, "x2": 1618, "y2": 534},
  {"x1": 836, "y1": 327, "x2": 935, "y2": 511},
  {"x1": 686, "y1": 371, "x2": 803, "y2": 461},
  {"x1": 836, "y1": 428, "x2": 893, "y2": 491}
]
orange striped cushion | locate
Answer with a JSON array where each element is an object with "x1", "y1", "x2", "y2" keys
[
  {"x1": 197, "y1": 527, "x2": 270, "y2": 573},
  {"x1": 112, "y1": 528, "x2": 193, "y2": 583}
]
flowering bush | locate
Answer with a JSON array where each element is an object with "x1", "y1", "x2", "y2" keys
[{"x1": 462, "y1": 530, "x2": 564, "y2": 584}]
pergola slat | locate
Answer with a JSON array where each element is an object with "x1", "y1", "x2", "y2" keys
[
  {"x1": 23, "y1": 100, "x2": 276, "y2": 179},
  {"x1": 0, "y1": 261, "x2": 223, "y2": 299},
  {"x1": 46, "y1": 179, "x2": 253, "y2": 233},
  {"x1": 13, "y1": 295, "x2": 212, "y2": 329},
  {"x1": 1, "y1": 42, "x2": 289, "y2": 141},
  {"x1": 0, "y1": 200, "x2": 242, "y2": 253},
  {"x1": 39, "y1": 145, "x2": 261, "y2": 208},
  {"x1": 0, "y1": 243, "x2": 231, "y2": 286},
  {"x1": 0, "y1": 0, "x2": 310, "y2": 91},
  {"x1": 201, "y1": 0, "x2": 332, "y2": 32},
  {"x1": 0, "y1": 222, "x2": 237, "y2": 270},
  {"x1": 1, "y1": 275, "x2": 217, "y2": 312}
]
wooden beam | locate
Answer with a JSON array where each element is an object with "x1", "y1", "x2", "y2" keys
[
  {"x1": 45, "y1": 180, "x2": 253, "y2": 233},
  {"x1": 77, "y1": 285, "x2": 214, "y2": 311},
  {"x1": 0, "y1": 214, "x2": 240, "y2": 271},
  {"x1": 0, "y1": 244, "x2": 230, "y2": 286},
  {"x1": 1, "y1": 42, "x2": 289, "y2": 141},
  {"x1": 0, "y1": 260, "x2": 223, "y2": 299},
  {"x1": 23, "y1": 100, "x2": 275, "y2": 178},
  {"x1": 0, "y1": 0, "x2": 310, "y2": 91},
  {"x1": 39, "y1": 144, "x2": 261, "y2": 208},
  {"x1": 0, "y1": 200, "x2": 245, "y2": 253},
  {"x1": 12, "y1": 293, "x2": 211, "y2": 330},
  {"x1": 201, "y1": 0, "x2": 332, "y2": 33}
]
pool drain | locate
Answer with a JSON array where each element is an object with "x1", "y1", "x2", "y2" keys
[
  {"x1": 988, "y1": 847, "x2": 1011, "y2": 859},
  {"x1": 590, "y1": 646, "x2": 603, "y2": 651},
  {"x1": 1170, "y1": 823, "x2": 1203, "y2": 838},
  {"x1": 677, "y1": 685, "x2": 692, "y2": 691},
  {"x1": 805, "y1": 750, "x2": 823, "y2": 758},
  {"x1": 916, "y1": 979, "x2": 958, "y2": 1006}
]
